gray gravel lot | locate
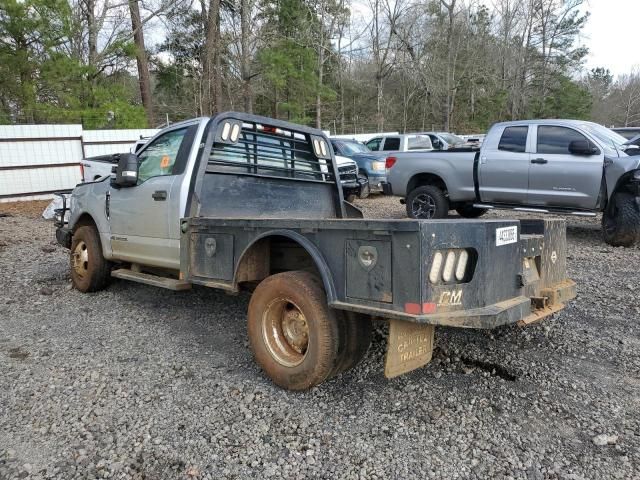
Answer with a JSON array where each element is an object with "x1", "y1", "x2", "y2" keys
[{"x1": 1, "y1": 196, "x2": 639, "y2": 480}]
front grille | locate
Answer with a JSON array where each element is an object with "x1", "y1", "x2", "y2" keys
[{"x1": 338, "y1": 164, "x2": 357, "y2": 182}]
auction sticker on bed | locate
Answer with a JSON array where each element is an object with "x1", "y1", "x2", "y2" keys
[{"x1": 496, "y1": 226, "x2": 518, "y2": 246}]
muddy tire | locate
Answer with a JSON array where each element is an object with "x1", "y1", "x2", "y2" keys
[
  {"x1": 346, "y1": 193, "x2": 357, "y2": 203},
  {"x1": 602, "y1": 192, "x2": 640, "y2": 247},
  {"x1": 70, "y1": 225, "x2": 111, "y2": 292},
  {"x1": 247, "y1": 271, "x2": 341, "y2": 390},
  {"x1": 455, "y1": 204, "x2": 487, "y2": 218},
  {"x1": 334, "y1": 312, "x2": 372, "y2": 375},
  {"x1": 406, "y1": 185, "x2": 449, "y2": 219}
]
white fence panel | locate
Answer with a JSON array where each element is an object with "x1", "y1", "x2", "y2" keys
[
  {"x1": 0, "y1": 125, "x2": 162, "y2": 202},
  {"x1": 0, "y1": 124, "x2": 84, "y2": 202},
  {"x1": 82, "y1": 128, "x2": 158, "y2": 157}
]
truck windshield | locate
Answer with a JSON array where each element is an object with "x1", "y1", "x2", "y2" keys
[{"x1": 581, "y1": 123, "x2": 628, "y2": 153}]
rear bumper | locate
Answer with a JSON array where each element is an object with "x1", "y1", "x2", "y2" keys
[{"x1": 332, "y1": 279, "x2": 576, "y2": 329}]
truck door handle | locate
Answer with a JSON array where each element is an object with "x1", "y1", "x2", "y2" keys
[
  {"x1": 152, "y1": 190, "x2": 167, "y2": 201},
  {"x1": 531, "y1": 158, "x2": 548, "y2": 164}
]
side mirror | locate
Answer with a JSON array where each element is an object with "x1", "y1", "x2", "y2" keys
[
  {"x1": 111, "y1": 153, "x2": 139, "y2": 187},
  {"x1": 568, "y1": 140, "x2": 598, "y2": 156}
]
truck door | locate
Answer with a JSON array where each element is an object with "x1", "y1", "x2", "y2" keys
[
  {"x1": 107, "y1": 126, "x2": 193, "y2": 270},
  {"x1": 478, "y1": 125, "x2": 530, "y2": 204},
  {"x1": 527, "y1": 125, "x2": 603, "y2": 209}
]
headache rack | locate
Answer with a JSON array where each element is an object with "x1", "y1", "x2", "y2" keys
[{"x1": 206, "y1": 121, "x2": 338, "y2": 184}]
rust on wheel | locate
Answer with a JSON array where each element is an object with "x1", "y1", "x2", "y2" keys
[
  {"x1": 262, "y1": 298, "x2": 309, "y2": 367},
  {"x1": 72, "y1": 240, "x2": 89, "y2": 278}
]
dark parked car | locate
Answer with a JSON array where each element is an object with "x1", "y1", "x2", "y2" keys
[{"x1": 330, "y1": 139, "x2": 386, "y2": 197}]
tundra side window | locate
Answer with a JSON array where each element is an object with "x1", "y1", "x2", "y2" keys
[
  {"x1": 498, "y1": 126, "x2": 528, "y2": 153},
  {"x1": 137, "y1": 127, "x2": 188, "y2": 184},
  {"x1": 407, "y1": 135, "x2": 433, "y2": 150},
  {"x1": 382, "y1": 137, "x2": 401, "y2": 151},
  {"x1": 537, "y1": 126, "x2": 589, "y2": 155}
]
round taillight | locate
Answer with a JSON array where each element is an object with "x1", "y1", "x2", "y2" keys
[{"x1": 385, "y1": 156, "x2": 397, "y2": 169}]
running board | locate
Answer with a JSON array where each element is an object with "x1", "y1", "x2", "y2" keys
[
  {"x1": 111, "y1": 268, "x2": 192, "y2": 291},
  {"x1": 472, "y1": 204, "x2": 597, "y2": 217}
]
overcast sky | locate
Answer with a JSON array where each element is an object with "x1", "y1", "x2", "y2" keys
[{"x1": 581, "y1": 0, "x2": 639, "y2": 76}]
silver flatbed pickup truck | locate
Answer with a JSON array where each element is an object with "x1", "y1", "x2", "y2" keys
[
  {"x1": 54, "y1": 113, "x2": 576, "y2": 390},
  {"x1": 384, "y1": 120, "x2": 640, "y2": 247}
]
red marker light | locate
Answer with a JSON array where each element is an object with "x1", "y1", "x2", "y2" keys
[
  {"x1": 404, "y1": 303, "x2": 421, "y2": 314},
  {"x1": 422, "y1": 303, "x2": 437, "y2": 314},
  {"x1": 385, "y1": 156, "x2": 397, "y2": 169}
]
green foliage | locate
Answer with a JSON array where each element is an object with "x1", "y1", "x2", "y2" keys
[
  {"x1": 0, "y1": 0, "x2": 145, "y2": 127},
  {"x1": 255, "y1": 0, "x2": 336, "y2": 124}
]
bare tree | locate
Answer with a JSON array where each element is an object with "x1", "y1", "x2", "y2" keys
[{"x1": 129, "y1": 0, "x2": 154, "y2": 125}]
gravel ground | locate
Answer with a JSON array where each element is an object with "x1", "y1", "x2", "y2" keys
[{"x1": 1, "y1": 197, "x2": 639, "y2": 480}]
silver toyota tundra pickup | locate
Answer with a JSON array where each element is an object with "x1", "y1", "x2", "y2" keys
[{"x1": 383, "y1": 120, "x2": 640, "y2": 247}]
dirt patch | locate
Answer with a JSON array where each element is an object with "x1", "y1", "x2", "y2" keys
[{"x1": 0, "y1": 200, "x2": 50, "y2": 219}]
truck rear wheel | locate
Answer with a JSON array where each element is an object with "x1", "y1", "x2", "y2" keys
[
  {"x1": 70, "y1": 225, "x2": 111, "y2": 292},
  {"x1": 333, "y1": 312, "x2": 372, "y2": 375},
  {"x1": 602, "y1": 192, "x2": 640, "y2": 247},
  {"x1": 406, "y1": 185, "x2": 449, "y2": 219},
  {"x1": 455, "y1": 204, "x2": 487, "y2": 218},
  {"x1": 247, "y1": 271, "x2": 341, "y2": 390}
]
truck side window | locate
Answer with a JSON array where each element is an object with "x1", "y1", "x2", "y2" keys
[
  {"x1": 407, "y1": 135, "x2": 433, "y2": 150},
  {"x1": 137, "y1": 127, "x2": 188, "y2": 184},
  {"x1": 365, "y1": 138, "x2": 382, "y2": 151},
  {"x1": 427, "y1": 134, "x2": 442, "y2": 150},
  {"x1": 382, "y1": 137, "x2": 401, "y2": 151},
  {"x1": 537, "y1": 126, "x2": 590, "y2": 155},
  {"x1": 498, "y1": 126, "x2": 528, "y2": 153}
]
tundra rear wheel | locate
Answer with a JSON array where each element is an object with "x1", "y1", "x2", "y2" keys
[
  {"x1": 602, "y1": 192, "x2": 640, "y2": 247},
  {"x1": 248, "y1": 271, "x2": 341, "y2": 390},
  {"x1": 406, "y1": 185, "x2": 449, "y2": 219},
  {"x1": 70, "y1": 225, "x2": 111, "y2": 292}
]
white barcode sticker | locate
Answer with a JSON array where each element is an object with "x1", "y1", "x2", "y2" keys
[{"x1": 496, "y1": 226, "x2": 518, "y2": 246}]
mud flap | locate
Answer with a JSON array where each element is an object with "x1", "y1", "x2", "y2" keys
[{"x1": 384, "y1": 320, "x2": 435, "y2": 378}]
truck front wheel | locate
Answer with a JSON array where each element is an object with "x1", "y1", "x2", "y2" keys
[
  {"x1": 602, "y1": 192, "x2": 640, "y2": 247},
  {"x1": 248, "y1": 271, "x2": 341, "y2": 390},
  {"x1": 70, "y1": 225, "x2": 111, "y2": 292},
  {"x1": 406, "y1": 185, "x2": 449, "y2": 219}
]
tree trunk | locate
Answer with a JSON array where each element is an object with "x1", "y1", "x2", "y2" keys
[
  {"x1": 203, "y1": 0, "x2": 221, "y2": 115},
  {"x1": 129, "y1": 0, "x2": 154, "y2": 126},
  {"x1": 240, "y1": 0, "x2": 253, "y2": 113}
]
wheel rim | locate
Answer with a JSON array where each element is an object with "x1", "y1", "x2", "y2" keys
[
  {"x1": 262, "y1": 298, "x2": 309, "y2": 367},
  {"x1": 72, "y1": 240, "x2": 89, "y2": 278},
  {"x1": 412, "y1": 193, "x2": 437, "y2": 219}
]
